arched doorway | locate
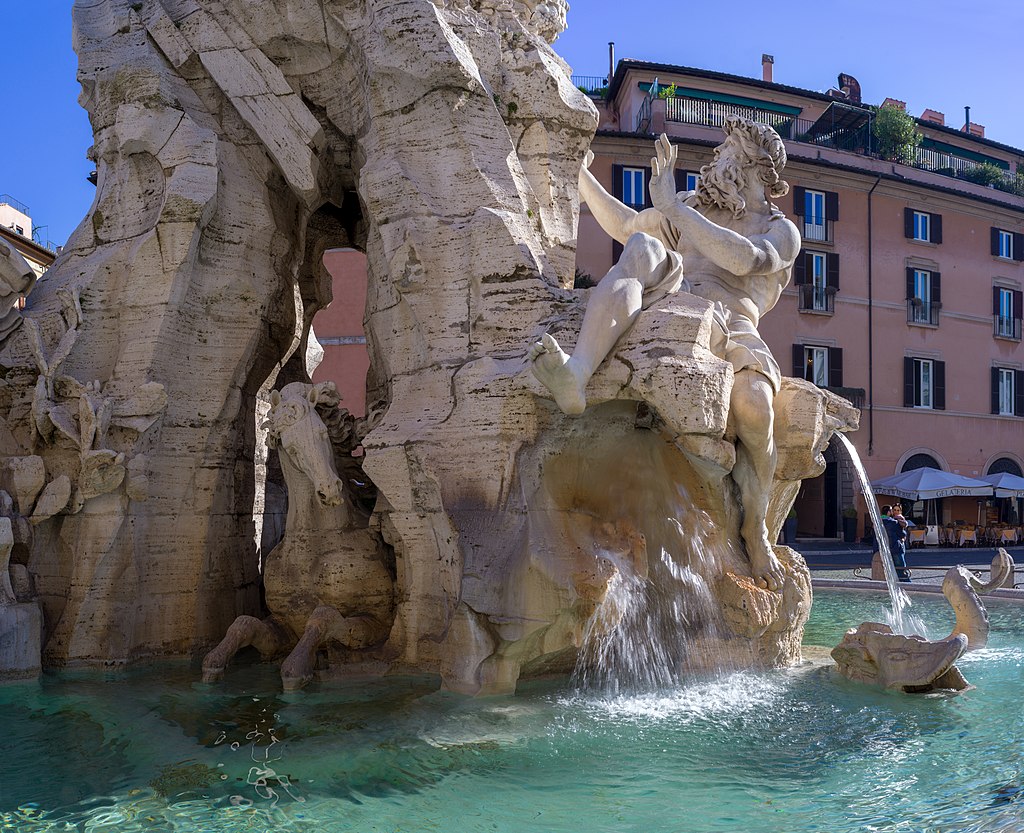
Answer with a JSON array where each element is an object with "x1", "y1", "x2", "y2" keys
[{"x1": 988, "y1": 457, "x2": 1023, "y2": 524}]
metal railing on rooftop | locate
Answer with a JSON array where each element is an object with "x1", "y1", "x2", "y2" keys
[
  {"x1": 0, "y1": 194, "x2": 29, "y2": 214},
  {"x1": 571, "y1": 75, "x2": 609, "y2": 96},
  {"x1": 654, "y1": 95, "x2": 1024, "y2": 196}
]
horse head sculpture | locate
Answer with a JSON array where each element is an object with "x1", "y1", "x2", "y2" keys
[{"x1": 264, "y1": 382, "x2": 344, "y2": 508}]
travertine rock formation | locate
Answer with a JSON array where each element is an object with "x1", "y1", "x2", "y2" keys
[{"x1": 0, "y1": 0, "x2": 856, "y2": 691}]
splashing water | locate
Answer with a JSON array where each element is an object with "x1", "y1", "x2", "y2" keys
[
  {"x1": 835, "y1": 433, "x2": 925, "y2": 636},
  {"x1": 573, "y1": 504, "x2": 732, "y2": 694}
]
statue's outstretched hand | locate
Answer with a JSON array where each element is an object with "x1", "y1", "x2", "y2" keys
[{"x1": 649, "y1": 133, "x2": 678, "y2": 213}]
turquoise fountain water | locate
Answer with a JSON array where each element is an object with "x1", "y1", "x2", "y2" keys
[{"x1": 5, "y1": 590, "x2": 1024, "y2": 833}]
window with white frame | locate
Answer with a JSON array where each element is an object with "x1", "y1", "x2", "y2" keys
[
  {"x1": 999, "y1": 230, "x2": 1014, "y2": 260},
  {"x1": 999, "y1": 368, "x2": 1015, "y2": 416},
  {"x1": 685, "y1": 172, "x2": 700, "y2": 191},
  {"x1": 621, "y1": 167, "x2": 646, "y2": 209},
  {"x1": 810, "y1": 253, "x2": 828, "y2": 311},
  {"x1": 912, "y1": 211, "x2": 930, "y2": 242},
  {"x1": 805, "y1": 346, "x2": 829, "y2": 386},
  {"x1": 912, "y1": 269, "x2": 931, "y2": 323},
  {"x1": 804, "y1": 189, "x2": 826, "y2": 241},
  {"x1": 997, "y1": 287, "x2": 1016, "y2": 337},
  {"x1": 913, "y1": 358, "x2": 933, "y2": 408}
]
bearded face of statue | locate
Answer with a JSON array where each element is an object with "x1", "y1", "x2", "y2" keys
[{"x1": 695, "y1": 135, "x2": 753, "y2": 219}]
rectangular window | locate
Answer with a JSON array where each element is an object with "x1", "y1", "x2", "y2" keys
[
  {"x1": 999, "y1": 230, "x2": 1014, "y2": 260},
  {"x1": 793, "y1": 343, "x2": 843, "y2": 387},
  {"x1": 810, "y1": 253, "x2": 828, "y2": 311},
  {"x1": 686, "y1": 172, "x2": 700, "y2": 191},
  {"x1": 804, "y1": 189, "x2": 826, "y2": 241},
  {"x1": 912, "y1": 270, "x2": 931, "y2": 323},
  {"x1": 915, "y1": 358, "x2": 933, "y2": 408},
  {"x1": 913, "y1": 211, "x2": 930, "y2": 242},
  {"x1": 806, "y1": 346, "x2": 828, "y2": 387},
  {"x1": 904, "y1": 356, "x2": 945, "y2": 409},
  {"x1": 999, "y1": 368, "x2": 1015, "y2": 416},
  {"x1": 905, "y1": 266, "x2": 941, "y2": 325},
  {"x1": 996, "y1": 287, "x2": 1017, "y2": 338},
  {"x1": 622, "y1": 167, "x2": 646, "y2": 209},
  {"x1": 991, "y1": 228, "x2": 1024, "y2": 260}
]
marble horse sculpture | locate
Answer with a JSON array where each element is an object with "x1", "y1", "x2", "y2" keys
[
  {"x1": 202, "y1": 382, "x2": 394, "y2": 689},
  {"x1": 831, "y1": 549, "x2": 1015, "y2": 692}
]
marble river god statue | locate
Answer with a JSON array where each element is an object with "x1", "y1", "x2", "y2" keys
[
  {"x1": 532, "y1": 121, "x2": 800, "y2": 592},
  {"x1": 0, "y1": 0, "x2": 856, "y2": 694}
]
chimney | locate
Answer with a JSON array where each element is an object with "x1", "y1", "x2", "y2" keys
[
  {"x1": 920, "y1": 108, "x2": 945, "y2": 126},
  {"x1": 881, "y1": 97, "x2": 907, "y2": 111},
  {"x1": 608, "y1": 42, "x2": 615, "y2": 85},
  {"x1": 761, "y1": 54, "x2": 774, "y2": 83}
]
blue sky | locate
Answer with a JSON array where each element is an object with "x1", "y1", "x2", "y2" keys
[{"x1": 3, "y1": 0, "x2": 1024, "y2": 246}]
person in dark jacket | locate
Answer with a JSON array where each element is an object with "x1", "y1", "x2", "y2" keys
[{"x1": 880, "y1": 505, "x2": 911, "y2": 582}]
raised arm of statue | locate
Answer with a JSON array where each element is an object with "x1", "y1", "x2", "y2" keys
[
  {"x1": 578, "y1": 151, "x2": 645, "y2": 245},
  {"x1": 649, "y1": 134, "x2": 800, "y2": 278}
]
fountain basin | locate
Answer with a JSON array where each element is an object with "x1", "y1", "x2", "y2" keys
[{"x1": 4, "y1": 589, "x2": 1023, "y2": 832}]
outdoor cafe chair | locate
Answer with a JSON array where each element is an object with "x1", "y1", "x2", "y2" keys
[
  {"x1": 958, "y1": 528, "x2": 978, "y2": 547},
  {"x1": 908, "y1": 528, "x2": 926, "y2": 548},
  {"x1": 999, "y1": 528, "x2": 1019, "y2": 545}
]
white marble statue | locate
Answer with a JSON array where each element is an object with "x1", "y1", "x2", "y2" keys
[
  {"x1": 0, "y1": 238, "x2": 35, "y2": 340},
  {"x1": 530, "y1": 117, "x2": 800, "y2": 591}
]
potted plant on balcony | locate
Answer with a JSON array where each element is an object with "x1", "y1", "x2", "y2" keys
[
  {"x1": 842, "y1": 506, "x2": 858, "y2": 543},
  {"x1": 872, "y1": 104, "x2": 921, "y2": 165}
]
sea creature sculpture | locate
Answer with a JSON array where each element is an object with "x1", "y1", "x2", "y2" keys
[{"x1": 831, "y1": 550, "x2": 1015, "y2": 692}]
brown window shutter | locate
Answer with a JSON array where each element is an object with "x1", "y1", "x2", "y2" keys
[
  {"x1": 826, "y1": 252, "x2": 840, "y2": 290},
  {"x1": 1016, "y1": 370, "x2": 1024, "y2": 417},
  {"x1": 829, "y1": 347, "x2": 843, "y2": 387},
  {"x1": 825, "y1": 191, "x2": 839, "y2": 223},
  {"x1": 904, "y1": 357, "x2": 915, "y2": 407},
  {"x1": 612, "y1": 164, "x2": 624, "y2": 201},
  {"x1": 992, "y1": 227, "x2": 1001, "y2": 256},
  {"x1": 904, "y1": 208, "x2": 914, "y2": 239},
  {"x1": 1015, "y1": 233, "x2": 1024, "y2": 261},
  {"x1": 792, "y1": 250, "x2": 807, "y2": 285},
  {"x1": 906, "y1": 267, "x2": 916, "y2": 300},
  {"x1": 792, "y1": 344, "x2": 805, "y2": 378},
  {"x1": 992, "y1": 367, "x2": 1002, "y2": 414},
  {"x1": 993, "y1": 286, "x2": 1002, "y2": 315},
  {"x1": 793, "y1": 186, "x2": 805, "y2": 217},
  {"x1": 642, "y1": 165, "x2": 653, "y2": 209},
  {"x1": 1015, "y1": 290, "x2": 1024, "y2": 320},
  {"x1": 932, "y1": 272, "x2": 941, "y2": 305},
  {"x1": 931, "y1": 213, "x2": 942, "y2": 244},
  {"x1": 933, "y1": 360, "x2": 946, "y2": 410}
]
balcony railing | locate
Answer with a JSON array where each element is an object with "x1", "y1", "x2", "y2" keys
[
  {"x1": 801, "y1": 218, "x2": 834, "y2": 243},
  {"x1": 0, "y1": 194, "x2": 29, "y2": 214},
  {"x1": 571, "y1": 75, "x2": 609, "y2": 96},
  {"x1": 908, "y1": 299, "x2": 941, "y2": 326},
  {"x1": 655, "y1": 95, "x2": 1023, "y2": 195},
  {"x1": 798, "y1": 285, "x2": 835, "y2": 313},
  {"x1": 994, "y1": 315, "x2": 1022, "y2": 340}
]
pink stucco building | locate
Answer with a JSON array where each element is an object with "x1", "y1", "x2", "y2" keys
[
  {"x1": 576, "y1": 59, "x2": 1024, "y2": 539},
  {"x1": 313, "y1": 249, "x2": 370, "y2": 418}
]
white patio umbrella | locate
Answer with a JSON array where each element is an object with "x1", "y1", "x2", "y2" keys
[
  {"x1": 980, "y1": 472, "x2": 1024, "y2": 499},
  {"x1": 870, "y1": 467, "x2": 993, "y2": 501},
  {"x1": 871, "y1": 467, "x2": 994, "y2": 531}
]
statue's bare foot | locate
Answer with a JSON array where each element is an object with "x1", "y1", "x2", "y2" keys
[
  {"x1": 528, "y1": 333, "x2": 588, "y2": 415},
  {"x1": 747, "y1": 537, "x2": 785, "y2": 592}
]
